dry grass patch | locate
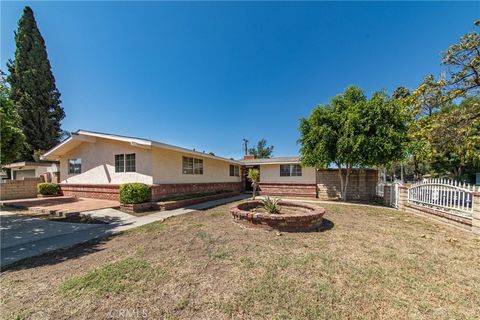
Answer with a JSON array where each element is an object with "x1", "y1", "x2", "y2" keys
[{"x1": 1, "y1": 202, "x2": 479, "y2": 319}]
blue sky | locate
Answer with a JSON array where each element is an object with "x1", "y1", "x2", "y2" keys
[{"x1": 1, "y1": 2, "x2": 478, "y2": 159}]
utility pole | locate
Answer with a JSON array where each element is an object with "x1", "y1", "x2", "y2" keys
[{"x1": 242, "y1": 139, "x2": 249, "y2": 155}]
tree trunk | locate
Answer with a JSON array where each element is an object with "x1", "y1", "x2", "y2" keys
[
  {"x1": 252, "y1": 183, "x2": 257, "y2": 200},
  {"x1": 400, "y1": 162, "x2": 404, "y2": 182},
  {"x1": 337, "y1": 164, "x2": 352, "y2": 201}
]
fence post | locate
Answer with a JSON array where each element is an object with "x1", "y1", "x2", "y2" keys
[
  {"x1": 383, "y1": 184, "x2": 391, "y2": 206},
  {"x1": 472, "y1": 192, "x2": 480, "y2": 235},
  {"x1": 398, "y1": 185, "x2": 408, "y2": 211}
]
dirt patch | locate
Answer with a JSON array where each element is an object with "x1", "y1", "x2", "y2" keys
[{"x1": 1, "y1": 202, "x2": 479, "y2": 319}]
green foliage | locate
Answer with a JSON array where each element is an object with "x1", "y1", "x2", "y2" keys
[
  {"x1": 441, "y1": 23, "x2": 480, "y2": 99},
  {"x1": 409, "y1": 21, "x2": 479, "y2": 112},
  {"x1": 419, "y1": 96, "x2": 480, "y2": 178},
  {"x1": 299, "y1": 86, "x2": 409, "y2": 200},
  {"x1": 37, "y1": 182, "x2": 59, "y2": 195},
  {"x1": 7, "y1": 6, "x2": 65, "y2": 159},
  {"x1": 0, "y1": 72, "x2": 25, "y2": 164},
  {"x1": 260, "y1": 196, "x2": 281, "y2": 214},
  {"x1": 119, "y1": 183, "x2": 150, "y2": 204},
  {"x1": 247, "y1": 168, "x2": 260, "y2": 200},
  {"x1": 248, "y1": 139, "x2": 274, "y2": 159},
  {"x1": 59, "y1": 257, "x2": 158, "y2": 296}
]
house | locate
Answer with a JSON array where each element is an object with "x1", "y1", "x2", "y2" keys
[
  {"x1": 2, "y1": 161, "x2": 59, "y2": 181},
  {"x1": 242, "y1": 156, "x2": 318, "y2": 197},
  {"x1": 41, "y1": 129, "x2": 378, "y2": 201},
  {"x1": 41, "y1": 130, "x2": 244, "y2": 200}
]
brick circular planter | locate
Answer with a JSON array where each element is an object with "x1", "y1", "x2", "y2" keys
[{"x1": 229, "y1": 200, "x2": 326, "y2": 232}]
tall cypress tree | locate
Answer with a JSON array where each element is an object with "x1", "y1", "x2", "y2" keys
[{"x1": 7, "y1": 6, "x2": 65, "y2": 159}]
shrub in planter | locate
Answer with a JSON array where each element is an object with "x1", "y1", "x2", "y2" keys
[
  {"x1": 37, "y1": 183, "x2": 59, "y2": 195},
  {"x1": 119, "y1": 183, "x2": 150, "y2": 204}
]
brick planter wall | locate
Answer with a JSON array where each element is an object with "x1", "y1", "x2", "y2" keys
[
  {"x1": 230, "y1": 200, "x2": 326, "y2": 232},
  {"x1": 258, "y1": 183, "x2": 317, "y2": 198},
  {"x1": 0, "y1": 177, "x2": 44, "y2": 200},
  {"x1": 120, "y1": 191, "x2": 240, "y2": 213},
  {"x1": 316, "y1": 169, "x2": 378, "y2": 201},
  {"x1": 59, "y1": 184, "x2": 120, "y2": 201},
  {"x1": 151, "y1": 182, "x2": 243, "y2": 201}
]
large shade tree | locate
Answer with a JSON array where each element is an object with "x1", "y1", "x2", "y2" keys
[
  {"x1": 299, "y1": 86, "x2": 409, "y2": 201},
  {"x1": 7, "y1": 6, "x2": 65, "y2": 160},
  {"x1": 0, "y1": 72, "x2": 25, "y2": 164}
]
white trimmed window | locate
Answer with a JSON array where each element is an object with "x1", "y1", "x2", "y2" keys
[
  {"x1": 115, "y1": 153, "x2": 136, "y2": 172},
  {"x1": 230, "y1": 165, "x2": 240, "y2": 177},
  {"x1": 183, "y1": 156, "x2": 203, "y2": 175},
  {"x1": 68, "y1": 158, "x2": 82, "y2": 174},
  {"x1": 280, "y1": 164, "x2": 302, "y2": 177}
]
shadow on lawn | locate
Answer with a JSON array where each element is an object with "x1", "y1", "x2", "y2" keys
[{"x1": 318, "y1": 218, "x2": 334, "y2": 232}]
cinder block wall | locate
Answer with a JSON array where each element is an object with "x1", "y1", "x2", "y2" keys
[
  {"x1": 0, "y1": 177, "x2": 44, "y2": 200},
  {"x1": 316, "y1": 169, "x2": 378, "y2": 201}
]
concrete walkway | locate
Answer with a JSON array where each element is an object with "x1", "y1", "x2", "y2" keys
[{"x1": 1, "y1": 194, "x2": 249, "y2": 268}]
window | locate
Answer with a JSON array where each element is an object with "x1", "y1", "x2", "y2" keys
[
  {"x1": 194, "y1": 158, "x2": 203, "y2": 174},
  {"x1": 126, "y1": 154, "x2": 136, "y2": 172},
  {"x1": 230, "y1": 165, "x2": 240, "y2": 177},
  {"x1": 115, "y1": 154, "x2": 124, "y2": 172},
  {"x1": 114, "y1": 153, "x2": 135, "y2": 172},
  {"x1": 183, "y1": 156, "x2": 203, "y2": 175},
  {"x1": 280, "y1": 164, "x2": 302, "y2": 177},
  {"x1": 291, "y1": 164, "x2": 302, "y2": 176},
  {"x1": 68, "y1": 159, "x2": 82, "y2": 174},
  {"x1": 280, "y1": 164, "x2": 290, "y2": 176}
]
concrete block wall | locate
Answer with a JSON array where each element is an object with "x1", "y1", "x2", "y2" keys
[
  {"x1": 316, "y1": 169, "x2": 378, "y2": 201},
  {"x1": 0, "y1": 177, "x2": 44, "y2": 200}
]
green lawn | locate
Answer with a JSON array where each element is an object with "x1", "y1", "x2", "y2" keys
[{"x1": 1, "y1": 201, "x2": 479, "y2": 320}]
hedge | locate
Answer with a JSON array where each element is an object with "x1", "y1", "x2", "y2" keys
[
  {"x1": 37, "y1": 183, "x2": 59, "y2": 195},
  {"x1": 119, "y1": 183, "x2": 150, "y2": 204}
]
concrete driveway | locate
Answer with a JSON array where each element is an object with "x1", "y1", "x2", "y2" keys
[
  {"x1": 0, "y1": 211, "x2": 112, "y2": 268},
  {"x1": 0, "y1": 194, "x2": 250, "y2": 269}
]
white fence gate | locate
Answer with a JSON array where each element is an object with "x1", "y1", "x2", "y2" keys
[{"x1": 407, "y1": 179, "x2": 477, "y2": 218}]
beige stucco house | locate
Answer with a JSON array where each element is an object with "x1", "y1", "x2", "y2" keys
[
  {"x1": 41, "y1": 130, "x2": 243, "y2": 200},
  {"x1": 41, "y1": 129, "x2": 378, "y2": 201},
  {"x1": 242, "y1": 157, "x2": 318, "y2": 197}
]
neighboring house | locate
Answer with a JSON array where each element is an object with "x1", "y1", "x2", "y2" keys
[
  {"x1": 41, "y1": 129, "x2": 378, "y2": 201},
  {"x1": 41, "y1": 130, "x2": 244, "y2": 200},
  {"x1": 2, "y1": 161, "x2": 59, "y2": 181}
]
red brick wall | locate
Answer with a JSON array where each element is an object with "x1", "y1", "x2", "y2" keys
[
  {"x1": 316, "y1": 169, "x2": 378, "y2": 201},
  {"x1": 150, "y1": 182, "x2": 243, "y2": 201},
  {"x1": 59, "y1": 184, "x2": 120, "y2": 201},
  {"x1": 59, "y1": 182, "x2": 244, "y2": 202},
  {"x1": 258, "y1": 183, "x2": 317, "y2": 198}
]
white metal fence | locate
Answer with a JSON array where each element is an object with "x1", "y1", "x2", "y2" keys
[{"x1": 407, "y1": 179, "x2": 477, "y2": 218}]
